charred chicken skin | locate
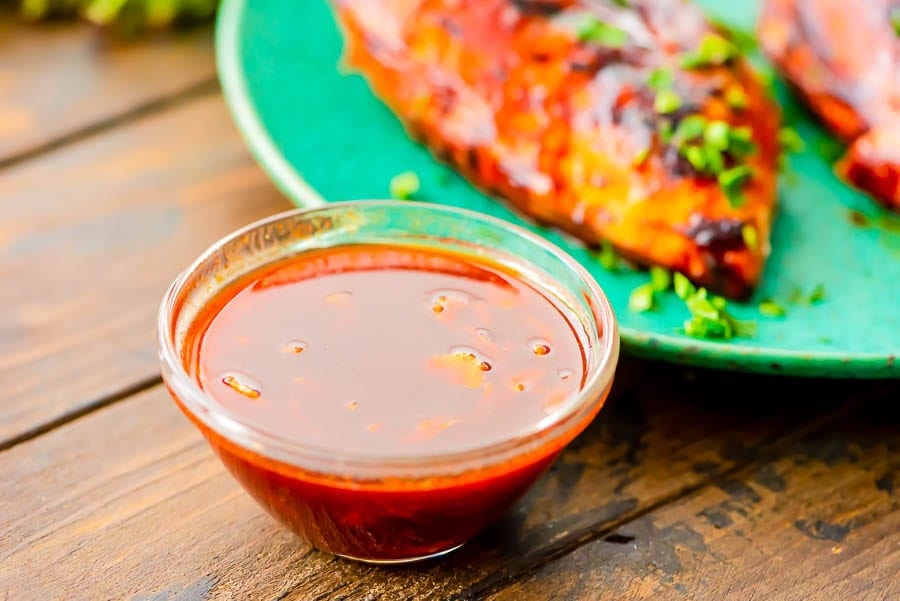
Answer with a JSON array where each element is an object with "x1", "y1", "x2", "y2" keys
[
  {"x1": 336, "y1": 0, "x2": 781, "y2": 298},
  {"x1": 760, "y1": 0, "x2": 900, "y2": 210}
]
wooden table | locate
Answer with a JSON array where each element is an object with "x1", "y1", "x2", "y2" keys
[{"x1": 1, "y1": 18, "x2": 897, "y2": 601}]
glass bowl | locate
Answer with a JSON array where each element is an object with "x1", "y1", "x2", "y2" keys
[{"x1": 158, "y1": 200, "x2": 619, "y2": 563}]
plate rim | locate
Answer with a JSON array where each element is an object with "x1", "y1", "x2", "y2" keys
[{"x1": 215, "y1": 0, "x2": 898, "y2": 378}]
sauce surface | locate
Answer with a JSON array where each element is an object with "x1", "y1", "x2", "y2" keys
[{"x1": 187, "y1": 244, "x2": 586, "y2": 457}]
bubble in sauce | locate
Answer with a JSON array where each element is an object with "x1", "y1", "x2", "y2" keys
[
  {"x1": 221, "y1": 371, "x2": 261, "y2": 399},
  {"x1": 284, "y1": 340, "x2": 308, "y2": 354},
  {"x1": 325, "y1": 291, "x2": 353, "y2": 305},
  {"x1": 556, "y1": 368, "x2": 574, "y2": 381}
]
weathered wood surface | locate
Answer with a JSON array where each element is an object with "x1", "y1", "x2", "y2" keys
[
  {"x1": 489, "y1": 400, "x2": 899, "y2": 601},
  {"x1": 0, "y1": 14, "x2": 215, "y2": 164},
  {"x1": 0, "y1": 93, "x2": 288, "y2": 448},
  {"x1": 1, "y1": 16, "x2": 898, "y2": 601},
  {"x1": 1, "y1": 358, "x2": 894, "y2": 600}
]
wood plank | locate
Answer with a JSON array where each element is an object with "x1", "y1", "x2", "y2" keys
[
  {"x1": 0, "y1": 14, "x2": 215, "y2": 163},
  {"x1": 0, "y1": 360, "x2": 883, "y2": 599},
  {"x1": 0, "y1": 93, "x2": 289, "y2": 447},
  {"x1": 488, "y1": 396, "x2": 900, "y2": 601}
]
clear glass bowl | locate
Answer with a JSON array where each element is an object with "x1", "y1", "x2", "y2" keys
[{"x1": 158, "y1": 200, "x2": 619, "y2": 563}]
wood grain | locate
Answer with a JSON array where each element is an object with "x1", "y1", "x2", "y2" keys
[
  {"x1": 0, "y1": 14, "x2": 215, "y2": 163},
  {"x1": 0, "y1": 93, "x2": 289, "y2": 447},
  {"x1": 0, "y1": 360, "x2": 883, "y2": 600},
  {"x1": 489, "y1": 397, "x2": 900, "y2": 601}
]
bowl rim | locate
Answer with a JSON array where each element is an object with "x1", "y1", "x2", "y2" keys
[{"x1": 158, "y1": 200, "x2": 619, "y2": 477}]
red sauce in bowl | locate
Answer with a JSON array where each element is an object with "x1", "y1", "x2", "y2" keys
[{"x1": 175, "y1": 243, "x2": 611, "y2": 562}]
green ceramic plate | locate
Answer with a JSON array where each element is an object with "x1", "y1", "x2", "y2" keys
[{"x1": 216, "y1": 0, "x2": 899, "y2": 378}]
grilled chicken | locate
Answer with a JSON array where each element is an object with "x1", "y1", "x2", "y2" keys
[
  {"x1": 760, "y1": 0, "x2": 900, "y2": 210},
  {"x1": 336, "y1": 0, "x2": 781, "y2": 298}
]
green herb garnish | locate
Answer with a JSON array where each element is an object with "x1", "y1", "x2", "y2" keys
[
  {"x1": 892, "y1": 7, "x2": 900, "y2": 37},
  {"x1": 741, "y1": 224, "x2": 758, "y2": 250},
  {"x1": 778, "y1": 126, "x2": 805, "y2": 155},
  {"x1": 681, "y1": 33, "x2": 740, "y2": 69},
  {"x1": 629, "y1": 282, "x2": 656, "y2": 313},
  {"x1": 671, "y1": 273, "x2": 753, "y2": 339},
  {"x1": 709, "y1": 18, "x2": 759, "y2": 54},
  {"x1": 648, "y1": 68, "x2": 674, "y2": 91},
  {"x1": 725, "y1": 85, "x2": 748, "y2": 110},
  {"x1": 654, "y1": 89, "x2": 683, "y2": 114},
  {"x1": 389, "y1": 171, "x2": 420, "y2": 200},
  {"x1": 673, "y1": 272, "x2": 695, "y2": 299},
  {"x1": 778, "y1": 126, "x2": 805, "y2": 172},
  {"x1": 650, "y1": 266, "x2": 671, "y2": 292},
  {"x1": 808, "y1": 284, "x2": 826, "y2": 304},
  {"x1": 596, "y1": 240, "x2": 620, "y2": 271},
  {"x1": 667, "y1": 116, "x2": 756, "y2": 206},
  {"x1": 577, "y1": 17, "x2": 628, "y2": 48},
  {"x1": 759, "y1": 299, "x2": 787, "y2": 318},
  {"x1": 632, "y1": 146, "x2": 651, "y2": 167},
  {"x1": 704, "y1": 120, "x2": 731, "y2": 150}
]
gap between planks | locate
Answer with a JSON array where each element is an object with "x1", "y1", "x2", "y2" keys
[
  {"x1": 0, "y1": 78, "x2": 219, "y2": 173},
  {"x1": 0, "y1": 373, "x2": 161, "y2": 452}
]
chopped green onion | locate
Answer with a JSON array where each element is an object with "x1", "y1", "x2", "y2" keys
[
  {"x1": 809, "y1": 284, "x2": 826, "y2": 304},
  {"x1": 629, "y1": 282, "x2": 656, "y2": 313},
  {"x1": 632, "y1": 146, "x2": 652, "y2": 167},
  {"x1": 704, "y1": 145, "x2": 725, "y2": 174},
  {"x1": 681, "y1": 33, "x2": 740, "y2": 69},
  {"x1": 778, "y1": 126, "x2": 806, "y2": 155},
  {"x1": 719, "y1": 164, "x2": 753, "y2": 189},
  {"x1": 674, "y1": 115, "x2": 708, "y2": 143},
  {"x1": 659, "y1": 119, "x2": 674, "y2": 144},
  {"x1": 648, "y1": 68, "x2": 674, "y2": 91},
  {"x1": 577, "y1": 17, "x2": 628, "y2": 48},
  {"x1": 654, "y1": 89, "x2": 683, "y2": 114},
  {"x1": 741, "y1": 224, "x2": 758, "y2": 250},
  {"x1": 709, "y1": 18, "x2": 759, "y2": 54},
  {"x1": 596, "y1": 240, "x2": 620, "y2": 271},
  {"x1": 725, "y1": 85, "x2": 748, "y2": 110},
  {"x1": 683, "y1": 145, "x2": 707, "y2": 171},
  {"x1": 728, "y1": 126, "x2": 756, "y2": 157},
  {"x1": 704, "y1": 120, "x2": 731, "y2": 151},
  {"x1": 650, "y1": 267, "x2": 671, "y2": 292},
  {"x1": 673, "y1": 272, "x2": 695, "y2": 300},
  {"x1": 759, "y1": 299, "x2": 787, "y2": 318},
  {"x1": 686, "y1": 289, "x2": 720, "y2": 320},
  {"x1": 389, "y1": 171, "x2": 420, "y2": 200}
]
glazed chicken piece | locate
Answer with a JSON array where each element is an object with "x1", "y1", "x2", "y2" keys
[
  {"x1": 760, "y1": 0, "x2": 900, "y2": 210},
  {"x1": 336, "y1": 0, "x2": 781, "y2": 298}
]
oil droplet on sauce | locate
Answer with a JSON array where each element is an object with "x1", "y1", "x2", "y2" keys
[
  {"x1": 221, "y1": 371, "x2": 261, "y2": 399},
  {"x1": 530, "y1": 339, "x2": 552, "y2": 356},
  {"x1": 284, "y1": 340, "x2": 308, "y2": 354},
  {"x1": 347, "y1": 400, "x2": 359, "y2": 411},
  {"x1": 367, "y1": 423, "x2": 382, "y2": 432}
]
